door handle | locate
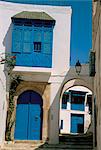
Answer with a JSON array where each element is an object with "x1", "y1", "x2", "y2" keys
[{"x1": 35, "y1": 116, "x2": 38, "y2": 120}]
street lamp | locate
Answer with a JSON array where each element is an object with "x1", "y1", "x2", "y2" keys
[{"x1": 75, "y1": 60, "x2": 82, "y2": 75}]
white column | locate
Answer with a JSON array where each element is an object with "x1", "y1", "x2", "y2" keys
[{"x1": 48, "y1": 82, "x2": 61, "y2": 144}]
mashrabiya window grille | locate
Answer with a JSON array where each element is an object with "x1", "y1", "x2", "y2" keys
[{"x1": 11, "y1": 11, "x2": 55, "y2": 67}]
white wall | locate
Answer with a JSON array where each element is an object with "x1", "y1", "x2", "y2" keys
[
  {"x1": 0, "y1": 65, "x2": 7, "y2": 144},
  {"x1": 84, "y1": 113, "x2": 91, "y2": 133},
  {"x1": 0, "y1": 1, "x2": 72, "y2": 75},
  {"x1": 0, "y1": 1, "x2": 72, "y2": 144},
  {"x1": 60, "y1": 110, "x2": 91, "y2": 134},
  {"x1": 60, "y1": 110, "x2": 71, "y2": 134},
  {"x1": 68, "y1": 86, "x2": 92, "y2": 94}
]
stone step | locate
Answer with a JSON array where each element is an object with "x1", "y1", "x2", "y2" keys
[
  {"x1": 60, "y1": 138, "x2": 93, "y2": 141},
  {"x1": 36, "y1": 148, "x2": 93, "y2": 150},
  {"x1": 59, "y1": 135, "x2": 93, "y2": 140},
  {"x1": 1, "y1": 147, "x2": 93, "y2": 150},
  {"x1": 1, "y1": 148, "x2": 93, "y2": 150},
  {"x1": 1, "y1": 144, "x2": 93, "y2": 150},
  {"x1": 14, "y1": 140, "x2": 43, "y2": 144},
  {"x1": 1, "y1": 134, "x2": 93, "y2": 150},
  {"x1": 41, "y1": 144, "x2": 93, "y2": 149}
]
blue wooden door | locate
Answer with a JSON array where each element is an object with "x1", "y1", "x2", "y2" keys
[
  {"x1": 71, "y1": 114, "x2": 84, "y2": 133},
  {"x1": 14, "y1": 91, "x2": 43, "y2": 140}
]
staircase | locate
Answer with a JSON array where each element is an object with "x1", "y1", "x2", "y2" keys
[
  {"x1": 1, "y1": 134, "x2": 93, "y2": 150},
  {"x1": 59, "y1": 133, "x2": 93, "y2": 150}
]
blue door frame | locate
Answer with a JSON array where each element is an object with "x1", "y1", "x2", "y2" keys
[
  {"x1": 14, "y1": 91, "x2": 43, "y2": 140},
  {"x1": 71, "y1": 114, "x2": 84, "y2": 133}
]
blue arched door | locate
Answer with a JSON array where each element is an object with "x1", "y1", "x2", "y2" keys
[{"x1": 14, "y1": 90, "x2": 43, "y2": 140}]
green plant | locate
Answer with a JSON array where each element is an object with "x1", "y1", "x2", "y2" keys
[
  {"x1": 5, "y1": 54, "x2": 16, "y2": 68},
  {"x1": 1, "y1": 53, "x2": 22, "y2": 141},
  {"x1": 0, "y1": 53, "x2": 16, "y2": 75},
  {"x1": 6, "y1": 75, "x2": 22, "y2": 141}
]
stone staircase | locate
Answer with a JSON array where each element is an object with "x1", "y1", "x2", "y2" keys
[
  {"x1": 59, "y1": 133, "x2": 93, "y2": 150},
  {"x1": 1, "y1": 134, "x2": 93, "y2": 150}
]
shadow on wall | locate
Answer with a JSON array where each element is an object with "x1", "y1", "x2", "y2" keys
[
  {"x1": 46, "y1": 66, "x2": 93, "y2": 144},
  {"x1": 2, "y1": 23, "x2": 14, "y2": 93},
  {"x1": 33, "y1": 66, "x2": 94, "y2": 148},
  {"x1": 3, "y1": 23, "x2": 12, "y2": 54},
  {"x1": 2, "y1": 23, "x2": 16, "y2": 142}
]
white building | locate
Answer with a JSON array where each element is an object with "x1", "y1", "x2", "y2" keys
[{"x1": 0, "y1": 1, "x2": 72, "y2": 145}]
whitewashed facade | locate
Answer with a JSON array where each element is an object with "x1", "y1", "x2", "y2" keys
[
  {"x1": 0, "y1": 1, "x2": 72, "y2": 145},
  {"x1": 0, "y1": 65, "x2": 7, "y2": 144}
]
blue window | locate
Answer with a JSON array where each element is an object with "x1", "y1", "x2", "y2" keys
[
  {"x1": 11, "y1": 11, "x2": 55, "y2": 67},
  {"x1": 71, "y1": 91, "x2": 85, "y2": 111}
]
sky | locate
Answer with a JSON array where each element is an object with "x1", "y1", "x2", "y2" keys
[{"x1": 1, "y1": 0, "x2": 92, "y2": 66}]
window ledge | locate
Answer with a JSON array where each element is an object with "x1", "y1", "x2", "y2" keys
[{"x1": 12, "y1": 66, "x2": 52, "y2": 74}]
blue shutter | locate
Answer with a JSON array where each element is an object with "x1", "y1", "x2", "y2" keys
[
  {"x1": 12, "y1": 26, "x2": 22, "y2": 53},
  {"x1": 23, "y1": 27, "x2": 32, "y2": 53},
  {"x1": 43, "y1": 29, "x2": 52, "y2": 54},
  {"x1": 34, "y1": 29, "x2": 42, "y2": 42}
]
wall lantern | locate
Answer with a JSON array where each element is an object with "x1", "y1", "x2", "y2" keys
[{"x1": 75, "y1": 60, "x2": 82, "y2": 75}]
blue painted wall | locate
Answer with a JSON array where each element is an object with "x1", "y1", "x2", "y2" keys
[{"x1": 1, "y1": 0, "x2": 92, "y2": 66}]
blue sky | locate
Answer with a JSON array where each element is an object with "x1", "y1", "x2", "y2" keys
[{"x1": 1, "y1": 0, "x2": 92, "y2": 65}]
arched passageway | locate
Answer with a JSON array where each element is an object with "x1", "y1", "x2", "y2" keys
[{"x1": 60, "y1": 85, "x2": 92, "y2": 135}]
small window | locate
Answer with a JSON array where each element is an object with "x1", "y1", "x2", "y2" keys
[
  {"x1": 61, "y1": 93, "x2": 69, "y2": 109},
  {"x1": 60, "y1": 120, "x2": 63, "y2": 129},
  {"x1": 62, "y1": 99, "x2": 67, "y2": 109},
  {"x1": 34, "y1": 42, "x2": 41, "y2": 52}
]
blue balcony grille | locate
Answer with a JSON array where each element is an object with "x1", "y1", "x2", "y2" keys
[{"x1": 11, "y1": 11, "x2": 55, "y2": 67}]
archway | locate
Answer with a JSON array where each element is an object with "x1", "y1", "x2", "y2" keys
[
  {"x1": 59, "y1": 78, "x2": 93, "y2": 136},
  {"x1": 60, "y1": 85, "x2": 92, "y2": 135},
  {"x1": 14, "y1": 90, "x2": 43, "y2": 140}
]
